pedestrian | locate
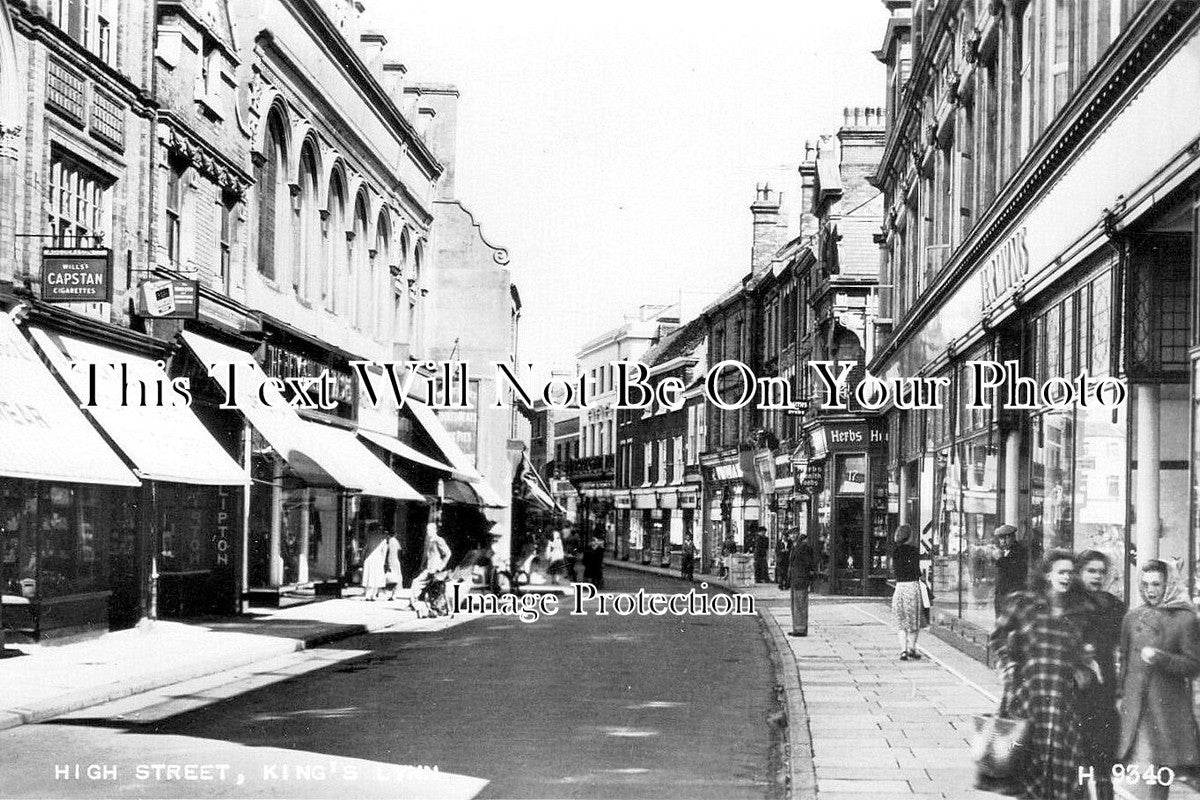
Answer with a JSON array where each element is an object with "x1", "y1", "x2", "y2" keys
[
  {"x1": 383, "y1": 530, "x2": 403, "y2": 601},
  {"x1": 787, "y1": 531, "x2": 815, "y2": 637},
  {"x1": 993, "y1": 523, "x2": 1027, "y2": 616},
  {"x1": 754, "y1": 527, "x2": 770, "y2": 583},
  {"x1": 775, "y1": 533, "x2": 790, "y2": 590},
  {"x1": 989, "y1": 548, "x2": 1090, "y2": 800},
  {"x1": 891, "y1": 525, "x2": 923, "y2": 660},
  {"x1": 681, "y1": 534, "x2": 697, "y2": 581},
  {"x1": 545, "y1": 529, "x2": 566, "y2": 584},
  {"x1": 1075, "y1": 550, "x2": 1125, "y2": 800},
  {"x1": 582, "y1": 535, "x2": 605, "y2": 589},
  {"x1": 360, "y1": 524, "x2": 387, "y2": 601},
  {"x1": 562, "y1": 525, "x2": 579, "y2": 582},
  {"x1": 1117, "y1": 560, "x2": 1200, "y2": 800},
  {"x1": 409, "y1": 522, "x2": 452, "y2": 612}
]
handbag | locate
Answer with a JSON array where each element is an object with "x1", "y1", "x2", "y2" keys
[
  {"x1": 917, "y1": 578, "x2": 933, "y2": 627},
  {"x1": 970, "y1": 702, "x2": 1029, "y2": 796}
]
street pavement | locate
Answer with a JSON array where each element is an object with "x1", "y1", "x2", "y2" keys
[{"x1": 0, "y1": 570, "x2": 782, "y2": 800}]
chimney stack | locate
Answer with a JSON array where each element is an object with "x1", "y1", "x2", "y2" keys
[
  {"x1": 750, "y1": 183, "x2": 786, "y2": 275},
  {"x1": 837, "y1": 105, "x2": 887, "y2": 166}
]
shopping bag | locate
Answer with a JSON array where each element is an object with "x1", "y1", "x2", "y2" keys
[{"x1": 970, "y1": 712, "x2": 1029, "y2": 795}]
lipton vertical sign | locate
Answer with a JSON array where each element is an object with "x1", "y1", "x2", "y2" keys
[{"x1": 41, "y1": 248, "x2": 113, "y2": 303}]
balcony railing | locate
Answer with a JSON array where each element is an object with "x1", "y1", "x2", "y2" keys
[{"x1": 564, "y1": 454, "x2": 614, "y2": 480}]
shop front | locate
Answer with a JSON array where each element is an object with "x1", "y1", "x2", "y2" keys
[
  {"x1": 0, "y1": 309, "x2": 142, "y2": 640},
  {"x1": 179, "y1": 331, "x2": 425, "y2": 606},
  {"x1": 806, "y1": 419, "x2": 892, "y2": 596},
  {"x1": 29, "y1": 327, "x2": 249, "y2": 621}
]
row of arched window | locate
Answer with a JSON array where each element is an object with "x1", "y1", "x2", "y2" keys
[{"x1": 255, "y1": 105, "x2": 424, "y2": 346}]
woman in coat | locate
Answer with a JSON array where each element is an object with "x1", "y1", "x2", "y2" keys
[
  {"x1": 1118, "y1": 560, "x2": 1200, "y2": 799},
  {"x1": 990, "y1": 548, "x2": 1092, "y2": 799},
  {"x1": 1075, "y1": 550, "x2": 1126, "y2": 800}
]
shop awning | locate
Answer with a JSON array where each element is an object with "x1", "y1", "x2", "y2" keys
[
  {"x1": 521, "y1": 475, "x2": 559, "y2": 512},
  {"x1": 357, "y1": 429, "x2": 472, "y2": 481},
  {"x1": 0, "y1": 313, "x2": 139, "y2": 486},
  {"x1": 180, "y1": 331, "x2": 423, "y2": 501},
  {"x1": 405, "y1": 398, "x2": 507, "y2": 508},
  {"x1": 29, "y1": 328, "x2": 248, "y2": 486}
]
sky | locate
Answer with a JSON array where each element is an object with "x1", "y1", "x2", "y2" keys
[{"x1": 377, "y1": 1, "x2": 891, "y2": 371}]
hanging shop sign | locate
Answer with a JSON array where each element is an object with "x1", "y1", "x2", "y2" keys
[
  {"x1": 41, "y1": 248, "x2": 112, "y2": 303},
  {"x1": 810, "y1": 422, "x2": 888, "y2": 458},
  {"x1": 136, "y1": 278, "x2": 199, "y2": 319}
]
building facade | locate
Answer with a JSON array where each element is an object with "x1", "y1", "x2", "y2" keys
[
  {"x1": 870, "y1": 0, "x2": 1200, "y2": 649},
  {"x1": 613, "y1": 317, "x2": 707, "y2": 570},
  {"x1": 0, "y1": 0, "x2": 515, "y2": 639}
]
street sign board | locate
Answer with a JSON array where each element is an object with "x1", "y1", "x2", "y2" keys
[{"x1": 41, "y1": 248, "x2": 112, "y2": 303}]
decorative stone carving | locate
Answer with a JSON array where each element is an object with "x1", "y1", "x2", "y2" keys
[{"x1": 162, "y1": 127, "x2": 249, "y2": 199}]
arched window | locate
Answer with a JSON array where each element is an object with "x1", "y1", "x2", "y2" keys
[
  {"x1": 297, "y1": 143, "x2": 319, "y2": 300},
  {"x1": 352, "y1": 193, "x2": 369, "y2": 330},
  {"x1": 394, "y1": 229, "x2": 410, "y2": 344},
  {"x1": 408, "y1": 241, "x2": 423, "y2": 348},
  {"x1": 374, "y1": 212, "x2": 392, "y2": 338},
  {"x1": 255, "y1": 111, "x2": 287, "y2": 280},
  {"x1": 324, "y1": 172, "x2": 346, "y2": 313}
]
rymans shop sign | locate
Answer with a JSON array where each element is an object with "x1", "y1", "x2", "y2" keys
[{"x1": 41, "y1": 248, "x2": 112, "y2": 303}]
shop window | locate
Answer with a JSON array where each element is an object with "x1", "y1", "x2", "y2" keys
[
  {"x1": 1129, "y1": 234, "x2": 1191, "y2": 380},
  {"x1": 28, "y1": 483, "x2": 112, "y2": 599}
]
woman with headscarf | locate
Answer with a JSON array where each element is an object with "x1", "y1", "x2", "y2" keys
[
  {"x1": 1118, "y1": 560, "x2": 1200, "y2": 800},
  {"x1": 891, "y1": 525, "x2": 922, "y2": 660},
  {"x1": 990, "y1": 548, "x2": 1092, "y2": 799}
]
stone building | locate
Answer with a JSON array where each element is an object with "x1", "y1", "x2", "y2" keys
[
  {"x1": 870, "y1": 0, "x2": 1200, "y2": 656},
  {"x1": 0, "y1": 0, "x2": 516, "y2": 638}
]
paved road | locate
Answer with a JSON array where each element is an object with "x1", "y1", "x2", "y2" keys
[{"x1": 0, "y1": 571, "x2": 783, "y2": 799}]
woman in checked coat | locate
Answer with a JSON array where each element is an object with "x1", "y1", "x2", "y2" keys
[{"x1": 990, "y1": 548, "x2": 1093, "y2": 800}]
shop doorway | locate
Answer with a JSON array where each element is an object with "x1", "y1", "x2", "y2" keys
[{"x1": 833, "y1": 498, "x2": 865, "y2": 592}]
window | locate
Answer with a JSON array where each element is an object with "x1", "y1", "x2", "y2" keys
[
  {"x1": 49, "y1": 0, "x2": 113, "y2": 64},
  {"x1": 219, "y1": 200, "x2": 234, "y2": 281},
  {"x1": 297, "y1": 145, "x2": 320, "y2": 300},
  {"x1": 352, "y1": 195, "x2": 370, "y2": 329},
  {"x1": 89, "y1": 90, "x2": 124, "y2": 149},
  {"x1": 47, "y1": 150, "x2": 110, "y2": 247},
  {"x1": 657, "y1": 440, "x2": 668, "y2": 485},
  {"x1": 1018, "y1": 2, "x2": 1035, "y2": 160},
  {"x1": 166, "y1": 162, "x2": 183, "y2": 266},
  {"x1": 45, "y1": 57, "x2": 85, "y2": 122},
  {"x1": 255, "y1": 113, "x2": 287, "y2": 281},
  {"x1": 643, "y1": 443, "x2": 652, "y2": 486}
]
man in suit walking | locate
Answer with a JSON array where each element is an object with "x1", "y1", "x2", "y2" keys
[{"x1": 788, "y1": 531, "x2": 816, "y2": 637}]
